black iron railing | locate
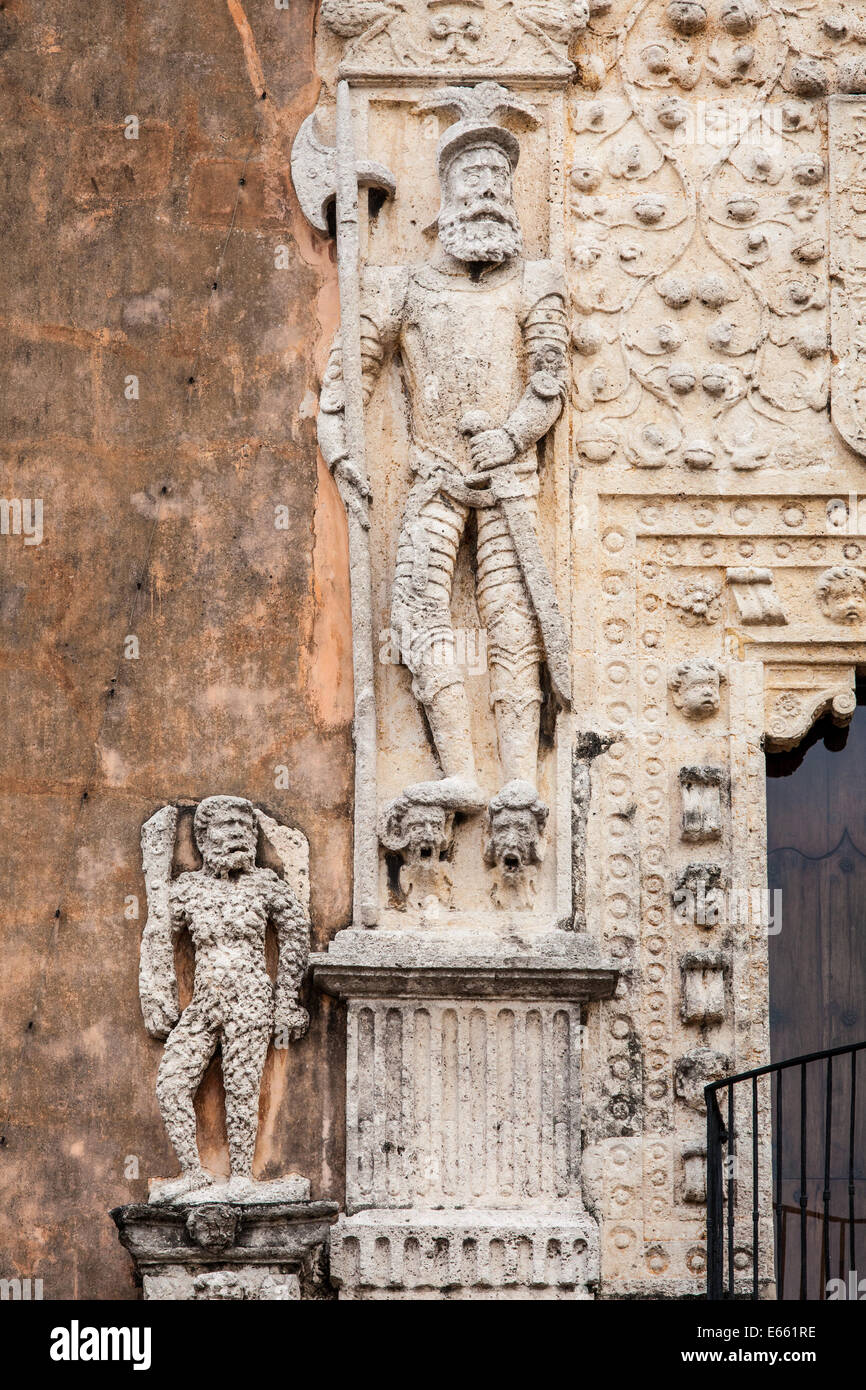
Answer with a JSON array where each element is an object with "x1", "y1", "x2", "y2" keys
[{"x1": 706, "y1": 1040, "x2": 866, "y2": 1300}]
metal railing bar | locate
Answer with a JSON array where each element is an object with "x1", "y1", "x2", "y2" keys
[
  {"x1": 850, "y1": 1050, "x2": 858, "y2": 1275},
  {"x1": 752, "y1": 1074, "x2": 759, "y2": 1301},
  {"x1": 707, "y1": 1088, "x2": 726, "y2": 1301},
  {"x1": 823, "y1": 1055, "x2": 833, "y2": 1294},
  {"x1": 776, "y1": 1070, "x2": 784, "y2": 1301},
  {"x1": 775, "y1": 1202, "x2": 866, "y2": 1225},
  {"x1": 728, "y1": 1083, "x2": 735, "y2": 1298},
  {"x1": 800, "y1": 1062, "x2": 807, "y2": 1301},
  {"x1": 706, "y1": 1040, "x2": 865, "y2": 1302},
  {"x1": 706, "y1": 1039, "x2": 866, "y2": 1094}
]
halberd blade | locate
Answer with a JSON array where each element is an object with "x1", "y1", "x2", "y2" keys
[{"x1": 291, "y1": 110, "x2": 396, "y2": 235}]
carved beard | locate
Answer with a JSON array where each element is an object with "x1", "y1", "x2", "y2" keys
[
  {"x1": 437, "y1": 198, "x2": 523, "y2": 264},
  {"x1": 205, "y1": 842, "x2": 256, "y2": 875}
]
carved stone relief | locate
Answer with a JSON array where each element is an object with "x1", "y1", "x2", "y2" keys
[
  {"x1": 139, "y1": 796, "x2": 311, "y2": 1204},
  {"x1": 288, "y1": 0, "x2": 866, "y2": 1300},
  {"x1": 301, "y1": 77, "x2": 573, "y2": 925},
  {"x1": 669, "y1": 656, "x2": 725, "y2": 717},
  {"x1": 679, "y1": 765, "x2": 725, "y2": 841},
  {"x1": 680, "y1": 1142, "x2": 708, "y2": 1204},
  {"x1": 680, "y1": 948, "x2": 727, "y2": 1024}
]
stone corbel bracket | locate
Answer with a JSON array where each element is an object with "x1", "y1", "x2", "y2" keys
[
  {"x1": 111, "y1": 1200, "x2": 339, "y2": 1301},
  {"x1": 763, "y1": 663, "x2": 856, "y2": 753}
]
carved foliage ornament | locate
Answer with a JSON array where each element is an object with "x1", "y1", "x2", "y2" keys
[
  {"x1": 563, "y1": 7, "x2": 866, "y2": 470},
  {"x1": 318, "y1": 0, "x2": 591, "y2": 79}
]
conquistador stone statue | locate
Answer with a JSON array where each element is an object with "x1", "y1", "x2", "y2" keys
[{"x1": 317, "y1": 83, "x2": 569, "y2": 862}]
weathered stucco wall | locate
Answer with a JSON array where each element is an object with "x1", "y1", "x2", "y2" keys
[{"x1": 0, "y1": 0, "x2": 350, "y2": 1299}]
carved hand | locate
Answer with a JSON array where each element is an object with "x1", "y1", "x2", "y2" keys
[
  {"x1": 333, "y1": 458, "x2": 372, "y2": 529},
  {"x1": 274, "y1": 999, "x2": 310, "y2": 1042},
  {"x1": 141, "y1": 992, "x2": 180, "y2": 1041},
  {"x1": 468, "y1": 428, "x2": 517, "y2": 471}
]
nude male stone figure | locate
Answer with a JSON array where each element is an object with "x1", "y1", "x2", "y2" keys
[{"x1": 139, "y1": 796, "x2": 309, "y2": 1202}]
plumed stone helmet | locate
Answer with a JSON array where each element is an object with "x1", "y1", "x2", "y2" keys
[{"x1": 414, "y1": 81, "x2": 539, "y2": 183}]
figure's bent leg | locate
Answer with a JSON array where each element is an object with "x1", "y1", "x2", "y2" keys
[
  {"x1": 392, "y1": 485, "x2": 480, "y2": 796},
  {"x1": 154, "y1": 1007, "x2": 218, "y2": 1189},
  {"x1": 221, "y1": 999, "x2": 272, "y2": 1180},
  {"x1": 476, "y1": 501, "x2": 543, "y2": 788}
]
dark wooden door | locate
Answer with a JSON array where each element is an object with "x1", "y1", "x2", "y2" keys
[{"x1": 766, "y1": 696, "x2": 866, "y2": 1296}]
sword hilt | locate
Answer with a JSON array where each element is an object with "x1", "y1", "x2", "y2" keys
[{"x1": 459, "y1": 410, "x2": 496, "y2": 488}]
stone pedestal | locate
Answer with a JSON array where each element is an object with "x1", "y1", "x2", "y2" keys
[
  {"x1": 111, "y1": 1197, "x2": 339, "y2": 1300},
  {"x1": 313, "y1": 930, "x2": 618, "y2": 1300}
]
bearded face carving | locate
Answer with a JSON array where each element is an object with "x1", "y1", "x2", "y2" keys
[
  {"x1": 437, "y1": 144, "x2": 523, "y2": 264},
  {"x1": 483, "y1": 780, "x2": 548, "y2": 909},
  {"x1": 379, "y1": 795, "x2": 454, "y2": 911},
  {"x1": 196, "y1": 798, "x2": 258, "y2": 876}
]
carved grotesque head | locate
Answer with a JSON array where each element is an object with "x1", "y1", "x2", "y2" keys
[
  {"x1": 669, "y1": 658, "x2": 725, "y2": 719},
  {"x1": 379, "y1": 796, "x2": 452, "y2": 864},
  {"x1": 817, "y1": 566, "x2": 866, "y2": 625},
  {"x1": 194, "y1": 796, "x2": 257, "y2": 875},
  {"x1": 437, "y1": 141, "x2": 523, "y2": 265},
  {"x1": 186, "y1": 1204, "x2": 238, "y2": 1252},
  {"x1": 484, "y1": 780, "x2": 549, "y2": 877}
]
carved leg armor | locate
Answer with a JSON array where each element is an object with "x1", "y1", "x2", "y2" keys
[
  {"x1": 476, "y1": 497, "x2": 543, "y2": 788},
  {"x1": 155, "y1": 1005, "x2": 219, "y2": 1173},
  {"x1": 392, "y1": 481, "x2": 477, "y2": 784}
]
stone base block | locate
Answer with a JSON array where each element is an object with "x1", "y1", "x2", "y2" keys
[
  {"x1": 148, "y1": 1174, "x2": 311, "y2": 1206},
  {"x1": 111, "y1": 1199, "x2": 339, "y2": 1301},
  {"x1": 143, "y1": 1266, "x2": 301, "y2": 1300},
  {"x1": 330, "y1": 1208, "x2": 599, "y2": 1300}
]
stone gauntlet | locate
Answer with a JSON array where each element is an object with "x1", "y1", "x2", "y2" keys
[{"x1": 501, "y1": 369, "x2": 567, "y2": 456}]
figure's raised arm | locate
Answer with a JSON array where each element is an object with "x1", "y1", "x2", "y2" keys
[{"x1": 139, "y1": 805, "x2": 181, "y2": 1041}]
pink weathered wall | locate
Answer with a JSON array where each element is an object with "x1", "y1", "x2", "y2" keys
[{"x1": 0, "y1": 0, "x2": 350, "y2": 1298}]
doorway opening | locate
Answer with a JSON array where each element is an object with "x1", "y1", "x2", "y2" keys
[{"x1": 766, "y1": 686, "x2": 866, "y2": 1297}]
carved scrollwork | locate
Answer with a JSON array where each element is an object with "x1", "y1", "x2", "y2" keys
[
  {"x1": 763, "y1": 664, "x2": 857, "y2": 750},
  {"x1": 318, "y1": 0, "x2": 580, "y2": 79}
]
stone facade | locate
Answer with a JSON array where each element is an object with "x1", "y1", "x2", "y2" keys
[
  {"x1": 4, "y1": 0, "x2": 866, "y2": 1301},
  {"x1": 294, "y1": 0, "x2": 866, "y2": 1300}
]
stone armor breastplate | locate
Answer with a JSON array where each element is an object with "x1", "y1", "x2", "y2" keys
[{"x1": 399, "y1": 263, "x2": 527, "y2": 473}]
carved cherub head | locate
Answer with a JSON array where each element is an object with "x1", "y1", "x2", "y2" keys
[
  {"x1": 669, "y1": 658, "x2": 726, "y2": 719},
  {"x1": 483, "y1": 780, "x2": 549, "y2": 877},
  {"x1": 817, "y1": 566, "x2": 866, "y2": 625},
  {"x1": 194, "y1": 796, "x2": 258, "y2": 876}
]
